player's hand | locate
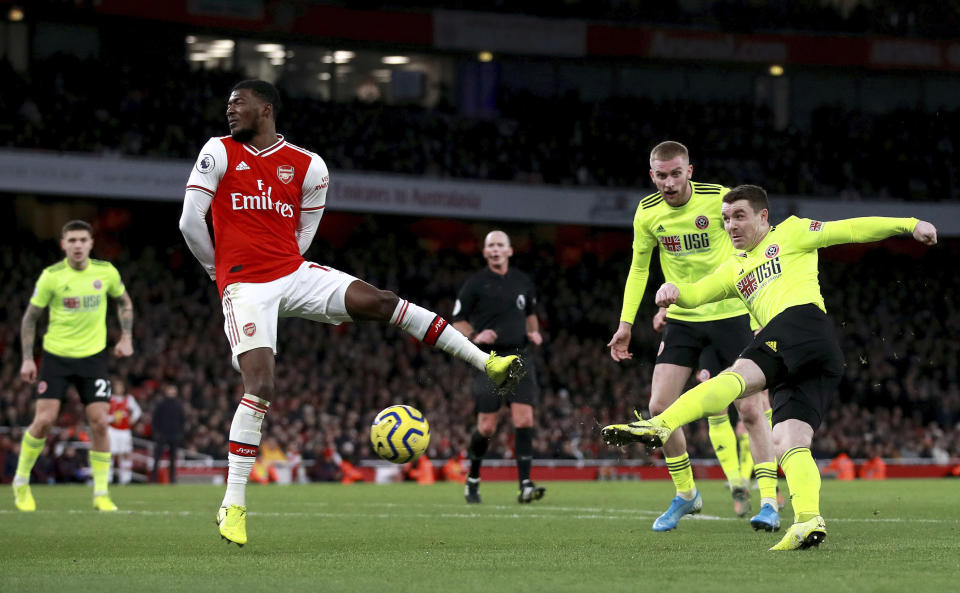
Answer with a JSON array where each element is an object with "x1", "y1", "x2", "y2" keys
[
  {"x1": 527, "y1": 330, "x2": 543, "y2": 346},
  {"x1": 655, "y1": 283, "x2": 680, "y2": 308},
  {"x1": 20, "y1": 359, "x2": 37, "y2": 383},
  {"x1": 607, "y1": 322, "x2": 633, "y2": 362},
  {"x1": 473, "y1": 329, "x2": 498, "y2": 345},
  {"x1": 114, "y1": 335, "x2": 134, "y2": 358},
  {"x1": 913, "y1": 220, "x2": 937, "y2": 246},
  {"x1": 652, "y1": 307, "x2": 668, "y2": 333}
]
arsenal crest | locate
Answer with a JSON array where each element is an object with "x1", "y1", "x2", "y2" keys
[
  {"x1": 243, "y1": 323, "x2": 257, "y2": 337},
  {"x1": 695, "y1": 215, "x2": 709, "y2": 229},
  {"x1": 765, "y1": 244, "x2": 780, "y2": 258},
  {"x1": 277, "y1": 165, "x2": 295, "y2": 184}
]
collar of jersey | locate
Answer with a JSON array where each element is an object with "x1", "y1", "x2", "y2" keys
[{"x1": 241, "y1": 134, "x2": 285, "y2": 157}]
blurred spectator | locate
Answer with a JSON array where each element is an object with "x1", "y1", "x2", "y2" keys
[
  {"x1": 152, "y1": 383, "x2": 185, "y2": 483},
  {"x1": 54, "y1": 445, "x2": 89, "y2": 484}
]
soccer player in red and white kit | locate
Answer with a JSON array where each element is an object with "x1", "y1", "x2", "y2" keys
[
  {"x1": 179, "y1": 80, "x2": 523, "y2": 547},
  {"x1": 108, "y1": 376, "x2": 141, "y2": 485}
]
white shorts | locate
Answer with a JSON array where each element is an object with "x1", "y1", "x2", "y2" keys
[
  {"x1": 109, "y1": 427, "x2": 133, "y2": 454},
  {"x1": 221, "y1": 261, "x2": 357, "y2": 358}
]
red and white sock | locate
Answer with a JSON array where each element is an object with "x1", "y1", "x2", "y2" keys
[
  {"x1": 221, "y1": 394, "x2": 269, "y2": 508},
  {"x1": 390, "y1": 299, "x2": 488, "y2": 370}
]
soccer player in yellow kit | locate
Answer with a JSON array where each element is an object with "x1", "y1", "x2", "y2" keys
[
  {"x1": 16, "y1": 220, "x2": 134, "y2": 512},
  {"x1": 608, "y1": 142, "x2": 778, "y2": 531},
  {"x1": 603, "y1": 184, "x2": 938, "y2": 550}
]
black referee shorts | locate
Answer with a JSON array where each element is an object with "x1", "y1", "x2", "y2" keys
[
  {"x1": 473, "y1": 348, "x2": 539, "y2": 413},
  {"x1": 36, "y1": 349, "x2": 112, "y2": 406},
  {"x1": 740, "y1": 304, "x2": 843, "y2": 431},
  {"x1": 657, "y1": 314, "x2": 753, "y2": 374}
]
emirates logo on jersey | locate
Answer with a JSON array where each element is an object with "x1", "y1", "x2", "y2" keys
[
  {"x1": 243, "y1": 323, "x2": 257, "y2": 337},
  {"x1": 277, "y1": 165, "x2": 295, "y2": 184},
  {"x1": 695, "y1": 215, "x2": 709, "y2": 229}
]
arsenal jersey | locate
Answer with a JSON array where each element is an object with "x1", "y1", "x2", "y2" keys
[{"x1": 186, "y1": 135, "x2": 329, "y2": 294}]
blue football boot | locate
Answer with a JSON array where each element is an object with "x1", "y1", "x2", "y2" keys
[
  {"x1": 750, "y1": 502, "x2": 782, "y2": 532},
  {"x1": 652, "y1": 491, "x2": 703, "y2": 531}
]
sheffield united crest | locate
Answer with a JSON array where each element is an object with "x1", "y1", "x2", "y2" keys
[
  {"x1": 765, "y1": 244, "x2": 780, "y2": 258},
  {"x1": 277, "y1": 165, "x2": 295, "y2": 184},
  {"x1": 695, "y1": 215, "x2": 709, "y2": 229}
]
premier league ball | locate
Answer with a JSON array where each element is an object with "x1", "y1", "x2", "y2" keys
[{"x1": 370, "y1": 405, "x2": 431, "y2": 464}]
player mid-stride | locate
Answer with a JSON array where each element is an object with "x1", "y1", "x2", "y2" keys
[
  {"x1": 602, "y1": 184, "x2": 937, "y2": 550},
  {"x1": 179, "y1": 80, "x2": 523, "y2": 547}
]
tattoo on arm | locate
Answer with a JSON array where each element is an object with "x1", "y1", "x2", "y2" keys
[
  {"x1": 20, "y1": 304, "x2": 43, "y2": 360},
  {"x1": 117, "y1": 293, "x2": 134, "y2": 335}
]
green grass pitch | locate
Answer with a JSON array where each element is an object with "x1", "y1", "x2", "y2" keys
[{"x1": 2, "y1": 479, "x2": 958, "y2": 592}]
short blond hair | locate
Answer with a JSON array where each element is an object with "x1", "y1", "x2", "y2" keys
[{"x1": 649, "y1": 141, "x2": 689, "y2": 166}]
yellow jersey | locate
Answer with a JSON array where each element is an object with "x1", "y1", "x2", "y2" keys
[
  {"x1": 674, "y1": 216, "x2": 919, "y2": 326},
  {"x1": 29, "y1": 258, "x2": 125, "y2": 358},
  {"x1": 620, "y1": 181, "x2": 749, "y2": 324}
]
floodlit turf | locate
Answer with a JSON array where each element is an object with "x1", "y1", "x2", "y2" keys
[{"x1": 2, "y1": 479, "x2": 958, "y2": 592}]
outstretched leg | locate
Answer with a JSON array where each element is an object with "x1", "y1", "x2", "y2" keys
[{"x1": 344, "y1": 280, "x2": 522, "y2": 389}]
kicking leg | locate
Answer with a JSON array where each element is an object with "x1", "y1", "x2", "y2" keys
[{"x1": 344, "y1": 281, "x2": 522, "y2": 389}]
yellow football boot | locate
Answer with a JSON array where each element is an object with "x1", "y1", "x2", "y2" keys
[
  {"x1": 770, "y1": 516, "x2": 826, "y2": 551},
  {"x1": 217, "y1": 505, "x2": 247, "y2": 547},
  {"x1": 484, "y1": 352, "x2": 524, "y2": 392},
  {"x1": 13, "y1": 483, "x2": 36, "y2": 512},
  {"x1": 93, "y1": 495, "x2": 118, "y2": 512},
  {"x1": 601, "y1": 412, "x2": 672, "y2": 448}
]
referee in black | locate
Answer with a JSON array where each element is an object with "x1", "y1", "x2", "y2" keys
[{"x1": 452, "y1": 230, "x2": 545, "y2": 504}]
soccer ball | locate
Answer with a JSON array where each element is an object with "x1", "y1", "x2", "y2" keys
[{"x1": 370, "y1": 405, "x2": 431, "y2": 464}]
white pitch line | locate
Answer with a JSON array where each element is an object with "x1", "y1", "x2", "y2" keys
[{"x1": 1, "y1": 508, "x2": 956, "y2": 525}]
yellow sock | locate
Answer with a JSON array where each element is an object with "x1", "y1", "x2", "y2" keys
[
  {"x1": 658, "y1": 372, "x2": 745, "y2": 432},
  {"x1": 779, "y1": 447, "x2": 821, "y2": 523},
  {"x1": 707, "y1": 414, "x2": 743, "y2": 488},
  {"x1": 89, "y1": 451, "x2": 112, "y2": 496},
  {"x1": 754, "y1": 461, "x2": 778, "y2": 501},
  {"x1": 15, "y1": 430, "x2": 46, "y2": 482},
  {"x1": 765, "y1": 407, "x2": 773, "y2": 427},
  {"x1": 738, "y1": 433, "x2": 754, "y2": 483},
  {"x1": 665, "y1": 453, "x2": 696, "y2": 496}
]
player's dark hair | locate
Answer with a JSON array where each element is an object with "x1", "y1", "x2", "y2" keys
[
  {"x1": 649, "y1": 140, "x2": 689, "y2": 164},
  {"x1": 231, "y1": 79, "x2": 281, "y2": 119},
  {"x1": 61, "y1": 220, "x2": 93, "y2": 237},
  {"x1": 724, "y1": 184, "x2": 770, "y2": 213}
]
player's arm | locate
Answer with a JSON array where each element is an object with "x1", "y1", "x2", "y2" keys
[
  {"x1": 297, "y1": 155, "x2": 329, "y2": 255},
  {"x1": 179, "y1": 189, "x2": 216, "y2": 280},
  {"x1": 656, "y1": 267, "x2": 736, "y2": 309},
  {"x1": 128, "y1": 395, "x2": 143, "y2": 424},
  {"x1": 114, "y1": 291, "x2": 134, "y2": 357},
  {"x1": 804, "y1": 217, "x2": 934, "y2": 249},
  {"x1": 608, "y1": 243, "x2": 654, "y2": 361},
  {"x1": 19, "y1": 303, "x2": 44, "y2": 383},
  {"x1": 180, "y1": 138, "x2": 226, "y2": 281}
]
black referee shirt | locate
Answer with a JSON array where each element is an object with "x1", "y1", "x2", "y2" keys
[{"x1": 453, "y1": 267, "x2": 537, "y2": 352}]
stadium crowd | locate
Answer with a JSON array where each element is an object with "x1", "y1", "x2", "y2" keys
[
  {"x1": 3, "y1": 55, "x2": 959, "y2": 202},
  {"x1": 0, "y1": 210, "x2": 957, "y2": 483},
  {"x1": 363, "y1": 1, "x2": 959, "y2": 38}
]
